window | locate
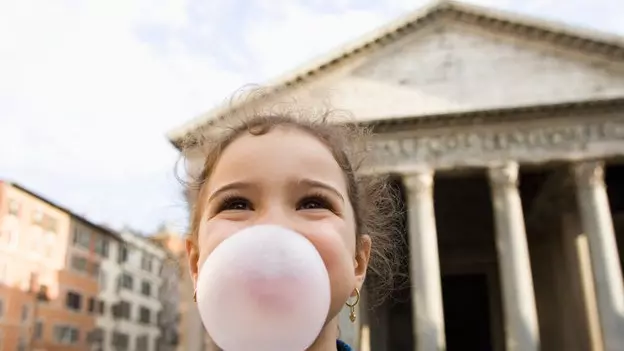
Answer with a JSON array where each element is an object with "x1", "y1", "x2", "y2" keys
[
  {"x1": 27, "y1": 271, "x2": 37, "y2": 293},
  {"x1": 6, "y1": 228, "x2": 18, "y2": 248},
  {"x1": 42, "y1": 214, "x2": 57, "y2": 233},
  {"x1": 73, "y1": 227, "x2": 91, "y2": 249},
  {"x1": 88, "y1": 298, "x2": 95, "y2": 313},
  {"x1": 8, "y1": 198, "x2": 20, "y2": 216},
  {"x1": 140, "y1": 281, "x2": 151, "y2": 297},
  {"x1": 17, "y1": 336, "x2": 27, "y2": 351},
  {"x1": 70, "y1": 255, "x2": 88, "y2": 273},
  {"x1": 32, "y1": 209, "x2": 43, "y2": 224},
  {"x1": 118, "y1": 246, "x2": 129, "y2": 264},
  {"x1": 21, "y1": 304, "x2": 29, "y2": 322},
  {"x1": 112, "y1": 332, "x2": 129, "y2": 351},
  {"x1": 54, "y1": 325, "x2": 79, "y2": 344},
  {"x1": 90, "y1": 262, "x2": 100, "y2": 278},
  {"x1": 98, "y1": 300, "x2": 105, "y2": 315},
  {"x1": 136, "y1": 334, "x2": 149, "y2": 351},
  {"x1": 49, "y1": 218, "x2": 58, "y2": 233},
  {"x1": 140, "y1": 254, "x2": 152, "y2": 272},
  {"x1": 139, "y1": 307, "x2": 151, "y2": 324},
  {"x1": 94, "y1": 236, "x2": 109, "y2": 257},
  {"x1": 120, "y1": 273, "x2": 133, "y2": 290},
  {"x1": 155, "y1": 337, "x2": 163, "y2": 351},
  {"x1": 37, "y1": 285, "x2": 49, "y2": 302},
  {"x1": 87, "y1": 328, "x2": 106, "y2": 350},
  {"x1": 65, "y1": 291, "x2": 82, "y2": 311},
  {"x1": 112, "y1": 301, "x2": 131, "y2": 320},
  {"x1": 88, "y1": 328, "x2": 105, "y2": 346},
  {"x1": 30, "y1": 229, "x2": 44, "y2": 256},
  {"x1": 33, "y1": 214, "x2": 56, "y2": 233},
  {"x1": 34, "y1": 320, "x2": 43, "y2": 339}
]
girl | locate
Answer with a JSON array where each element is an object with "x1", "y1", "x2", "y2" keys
[{"x1": 181, "y1": 109, "x2": 400, "y2": 350}]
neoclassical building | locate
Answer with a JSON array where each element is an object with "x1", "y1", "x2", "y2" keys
[{"x1": 168, "y1": 1, "x2": 624, "y2": 350}]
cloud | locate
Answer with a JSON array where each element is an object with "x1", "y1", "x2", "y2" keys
[{"x1": 0, "y1": 0, "x2": 245, "y2": 230}]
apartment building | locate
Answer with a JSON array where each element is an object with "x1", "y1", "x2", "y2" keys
[
  {"x1": 87, "y1": 222, "x2": 122, "y2": 351},
  {"x1": 150, "y1": 226, "x2": 212, "y2": 351},
  {"x1": 68, "y1": 216, "x2": 123, "y2": 351},
  {"x1": 0, "y1": 181, "x2": 70, "y2": 350},
  {"x1": 149, "y1": 226, "x2": 183, "y2": 351},
  {"x1": 112, "y1": 229, "x2": 166, "y2": 351},
  {"x1": 0, "y1": 181, "x2": 118, "y2": 351}
]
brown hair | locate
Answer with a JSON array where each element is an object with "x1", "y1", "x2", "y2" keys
[{"x1": 176, "y1": 102, "x2": 403, "y2": 303}]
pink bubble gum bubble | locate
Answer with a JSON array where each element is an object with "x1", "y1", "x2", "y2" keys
[{"x1": 196, "y1": 225, "x2": 331, "y2": 351}]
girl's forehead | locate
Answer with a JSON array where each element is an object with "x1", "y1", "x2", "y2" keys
[
  {"x1": 207, "y1": 128, "x2": 348, "y2": 190},
  {"x1": 223, "y1": 128, "x2": 332, "y2": 162}
]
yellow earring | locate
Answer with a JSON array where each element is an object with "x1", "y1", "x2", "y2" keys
[
  {"x1": 345, "y1": 288, "x2": 360, "y2": 323},
  {"x1": 193, "y1": 289, "x2": 197, "y2": 303}
]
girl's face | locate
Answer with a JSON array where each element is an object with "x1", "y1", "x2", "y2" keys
[{"x1": 188, "y1": 127, "x2": 371, "y2": 322}]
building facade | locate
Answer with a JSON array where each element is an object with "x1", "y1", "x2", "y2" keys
[
  {"x1": 0, "y1": 182, "x2": 71, "y2": 351},
  {"x1": 149, "y1": 225, "x2": 182, "y2": 351},
  {"x1": 80, "y1": 219, "x2": 124, "y2": 351},
  {"x1": 111, "y1": 229, "x2": 166, "y2": 351},
  {"x1": 150, "y1": 225, "x2": 207, "y2": 351},
  {"x1": 167, "y1": 2, "x2": 624, "y2": 351},
  {"x1": 53, "y1": 216, "x2": 122, "y2": 351},
  {"x1": 0, "y1": 182, "x2": 119, "y2": 351}
]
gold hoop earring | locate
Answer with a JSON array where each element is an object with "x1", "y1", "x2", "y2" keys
[
  {"x1": 193, "y1": 289, "x2": 197, "y2": 303},
  {"x1": 345, "y1": 288, "x2": 360, "y2": 323}
]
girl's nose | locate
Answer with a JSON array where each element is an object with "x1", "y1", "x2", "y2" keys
[{"x1": 255, "y1": 205, "x2": 297, "y2": 232}]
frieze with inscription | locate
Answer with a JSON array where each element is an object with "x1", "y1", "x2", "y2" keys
[{"x1": 370, "y1": 120, "x2": 624, "y2": 169}]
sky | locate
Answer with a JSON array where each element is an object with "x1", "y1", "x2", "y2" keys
[{"x1": 0, "y1": 0, "x2": 622, "y2": 235}]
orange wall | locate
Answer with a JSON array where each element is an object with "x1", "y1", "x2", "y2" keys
[
  {"x1": 30, "y1": 269, "x2": 99, "y2": 351},
  {"x1": 0, "y1": 182, "x2": 99, "y2": 351}
]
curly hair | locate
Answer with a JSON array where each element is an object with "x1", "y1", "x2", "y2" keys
[{"x1": 176, "y1": 92, "x2": 404, "y2": 304}]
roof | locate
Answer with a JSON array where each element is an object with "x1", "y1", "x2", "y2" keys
[
  {"x1": 166, "y1": 0, "x2": 624, "y2": 148},
  {"x1": 4, "y1": 180, "x2": 123, "y2": 241}
]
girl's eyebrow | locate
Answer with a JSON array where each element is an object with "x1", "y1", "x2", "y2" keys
[
  {"x1": 207, "y1": 181, "x2": 254, "y2": 203},
  {"x1": 207, "y1": 179, "x2": 345, "y2": 204},
  {"x1": 296, "y1": 178, "x2": 345, "y2": 203}
]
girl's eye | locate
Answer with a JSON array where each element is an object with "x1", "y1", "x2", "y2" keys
[
  {"x1": 218, "y1": 197, "x2": 253, "y2": 212},
  {"x1": 297, "y1": 195, "x2": 332, "y2": 211}
]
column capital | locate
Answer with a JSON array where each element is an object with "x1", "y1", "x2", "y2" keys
[
  {"x1": 573, "y1": 160, "x2": 605, "y2": 189},
  {"x1": 488, "y1": 162, "x2": 519, "y2": 188},
  {"x1": 402, "y1": 170, "x2": 434, "y2": 193}
]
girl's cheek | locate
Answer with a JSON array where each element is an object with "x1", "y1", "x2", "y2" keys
[
  {"x1": 197, "y1": 218, "x2": 355, "y2": 277},
  {"x1": 306, "y1": 223, "x2": 355, "y2": 274},
  {"x1": 197, "y1": 219, "x2": 248, "y2": 260}
]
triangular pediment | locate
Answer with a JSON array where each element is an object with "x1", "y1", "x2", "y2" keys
[
  {"x1": 286, "y1": 21, "x2": 624, "y2": 122},
  {"x1": 169, "y1": 0, "x2": 624, "y2": 143}
]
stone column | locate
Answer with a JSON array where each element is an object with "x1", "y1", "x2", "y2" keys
[
  {"x1": 403, "y1": 170, "x2": 446, "y2": 351},
  {"x1": 488, "y1": 162, "x2": 540, "y2": 351},
  {"x1": 573, "y1": 161, "x2": 624, "y2": 350}
]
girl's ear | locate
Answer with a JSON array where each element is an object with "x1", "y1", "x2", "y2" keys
[
  {"x1": 353, "y1": 234, "x2": 371, "y2": 290},
  {"x1": 186, "y1": 238, "x2": 200, "y2": 287}
]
